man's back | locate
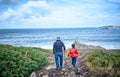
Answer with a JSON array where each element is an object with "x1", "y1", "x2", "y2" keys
[{"x1": 53, "y1": 40, "x2": 65, "y2": 53}]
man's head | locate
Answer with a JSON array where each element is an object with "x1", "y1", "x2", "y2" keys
[{"x1": 56, "y1": 37, "x2": 60, "y2": 40}]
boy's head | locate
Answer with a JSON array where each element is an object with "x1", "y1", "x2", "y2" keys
[{"x1": 72, "y1": 44, "x2": 75, "y2": 48}]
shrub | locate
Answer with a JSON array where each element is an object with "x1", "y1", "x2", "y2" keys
[
  {"x1": 0, "y1": 45, "x2": 48, "y2": 77},
  {"x1": 85, "y1": 50, "x2": 120, "y2": 76}
]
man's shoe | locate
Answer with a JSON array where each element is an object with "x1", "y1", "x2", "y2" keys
[
  {"x1": 59, "y1": 67, "x2": 62, "y2": 71},
  {"x1": 56, "y1": 67, "x2": 59, "y2": 70}
]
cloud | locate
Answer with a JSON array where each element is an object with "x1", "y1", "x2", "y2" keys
[
  {"x1": 0, "y1": 8, "x2": 16, "y2": 22},
  {"x1": 0, "y1": 0, "x2": 120, "y2": 28},
  {"x1": 0, "y1": 0, "x2": 51, "y2": 22}
]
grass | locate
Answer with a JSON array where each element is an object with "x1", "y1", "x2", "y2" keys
[
  {"x1": 0, "y1": 44, "x2": 52, "y2": 77},
  {"x1": 84, "y1": 50, "x2": 120, "y2": 77}
]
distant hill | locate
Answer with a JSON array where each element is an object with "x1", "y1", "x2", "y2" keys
[{"x1": 99, "y1": 26, "x2": 120, "y2": 29}]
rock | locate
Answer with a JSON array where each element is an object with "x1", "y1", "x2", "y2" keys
[
  {"x1": 74, "y1": 40, "x2": 105, "y2": 51},
  {"x1": 42, "y1": 75, "x2": 49, "y2": 77},
  {"x1": 68, "y1": 71, "x2": 76, "y2": 77},
  {"x1": 62, "y1": 68, "x2": 65, "y2": 71},
  {"x1": 47, "y1": 64, "x2": 56, "y2": 70},
  {"x1": 61, "y1": 71, "x2": 64, "y2": 74},
  {"x1": 30, "y1": 72, "x2": 36, "y2": 77},
  {"x1": 38, "y1": 72, "x2": 44, "y2": 77}
]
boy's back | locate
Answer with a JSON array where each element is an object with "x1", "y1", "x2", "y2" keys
[{"x1": 68, "y1": 48, "x2": 79, "y2": 58}]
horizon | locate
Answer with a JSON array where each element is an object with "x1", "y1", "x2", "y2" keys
[
  {"x1": 0, "y1": 26, "x2": 99, "y2": 29},
  {"x1": 0, "y1": 25, "x2": 120, "y2": 29},
  {"x1": 1, "y1": 26, "x2": 119, "y2": 29},
  {"x1": 0, "y1": 0, "x2": 120, "y2": 29}
]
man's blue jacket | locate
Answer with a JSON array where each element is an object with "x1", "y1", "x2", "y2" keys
[{"x1": 53, "y1": 40, "x2": 66, "y2": 54}]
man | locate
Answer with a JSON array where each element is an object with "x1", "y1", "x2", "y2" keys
[{"x1": 53, "y1": 37, "x2": 66, "y2": 70}]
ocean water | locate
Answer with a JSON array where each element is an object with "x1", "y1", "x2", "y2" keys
[{"x1": 0, "y1": 28, "x2": 120, "y2": 49}]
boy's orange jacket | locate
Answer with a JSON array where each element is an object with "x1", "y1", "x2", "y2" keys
[{"x1": 68, "y1": 48, "x2": 79, "y2": 58}]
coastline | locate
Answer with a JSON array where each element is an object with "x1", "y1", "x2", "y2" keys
[{"x1": 0, "y1": 40, "x2": 120, "y2": 51}]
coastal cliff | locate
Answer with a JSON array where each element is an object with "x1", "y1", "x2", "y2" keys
[{"x1": 74, "y1": 40, "x2": 105, "y2": 51}]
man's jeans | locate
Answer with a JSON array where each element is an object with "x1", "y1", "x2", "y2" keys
[
  {"x1": 55, "y1": 52, "x2": 63, "y2": 69},
  {"x1": 72, "y1": 58, "x2": 77, "y2": 68}
]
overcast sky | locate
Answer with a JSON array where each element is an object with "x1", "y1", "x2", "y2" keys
[{"x1": 0, "y1": 0, "x2": 120, "y2": 29}]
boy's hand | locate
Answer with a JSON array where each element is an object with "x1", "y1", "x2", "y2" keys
[{"x1": 67, "y1": 55, "x2": 69, "y2": 57}]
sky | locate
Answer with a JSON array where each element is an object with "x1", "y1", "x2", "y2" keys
[{"x1": 0, "y1": 0, "x2": 120, "y2": 29}]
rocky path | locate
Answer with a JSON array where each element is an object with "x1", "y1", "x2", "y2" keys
[{"x1": 30, "y1": 52, "x2": 89, "y2": 77}]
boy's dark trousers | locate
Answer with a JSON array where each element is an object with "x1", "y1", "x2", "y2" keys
[{"x1": 72, "y1": 58, "x2": 77, "y2": 68}]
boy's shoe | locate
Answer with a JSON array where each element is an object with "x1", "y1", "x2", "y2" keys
[
  {"x1": 72, "y1": 66, "x2": 77, "y2": 70},
  {"x1": 72, "y1": 67, "x2": 75, "y2": 70}
]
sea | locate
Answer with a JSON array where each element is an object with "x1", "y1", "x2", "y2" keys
[{"x1": 0, "y1": 28, "x2": 120, "y2": 49}]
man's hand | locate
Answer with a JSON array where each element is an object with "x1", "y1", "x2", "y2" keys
[{"x1": 53, "y1": 51, "x2": 55, "y2": 54}]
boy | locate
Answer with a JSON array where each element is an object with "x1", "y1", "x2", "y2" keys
[{"x1": 68, "y1": 44, "x2": 79, "y2": 69}]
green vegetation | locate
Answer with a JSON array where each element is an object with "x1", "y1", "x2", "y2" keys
[
  {"x1": 84, "y1": 50, "x2": 120, "y2": 76},
  {"x1": 0, "y1": 44, "x2": 51, "y2": 77}
]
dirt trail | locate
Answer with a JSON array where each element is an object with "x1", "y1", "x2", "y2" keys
[{"x1": 30, "y1": 52, "x2": 89, "y2": 77}]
